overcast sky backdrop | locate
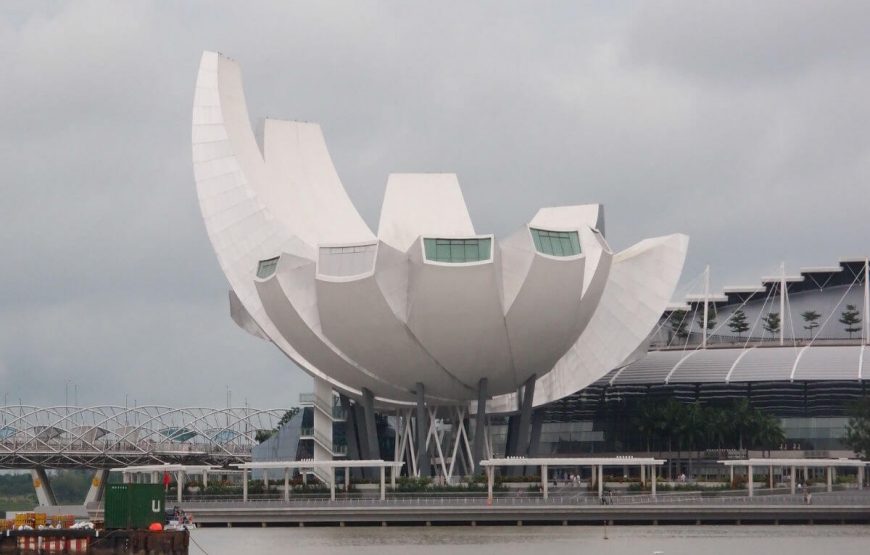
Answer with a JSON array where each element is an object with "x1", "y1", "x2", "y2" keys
[{"x1": 1, "y1": 1, "x2": 869, "y2": 409}]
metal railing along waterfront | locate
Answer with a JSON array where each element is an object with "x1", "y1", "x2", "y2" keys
[{"x1": 176, "y1": 489, "x2": 870, "y2": 509}]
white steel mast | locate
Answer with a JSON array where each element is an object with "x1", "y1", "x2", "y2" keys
[{"x1": 702, "y1": 265, "x2": 710, "y2": 349}]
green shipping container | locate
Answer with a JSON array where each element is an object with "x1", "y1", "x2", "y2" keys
[{"x1": 104, "y1": 484, "x2": 165, "y2": 529}]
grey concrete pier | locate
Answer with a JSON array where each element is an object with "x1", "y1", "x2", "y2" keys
[{"x1": 89, "y1": 493, "x2": 870, "y2": 527}]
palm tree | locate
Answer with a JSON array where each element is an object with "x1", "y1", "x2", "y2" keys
[
  {"x1": 661, "y1": 400, "x2": 686, "y2": 479},
  {"x1": 682, "y1": 403, "x2": 707, "y2": 478},
  {"x1": 732, "y1": 399, "x2": 755, "y2": 452},
  {"x1": 631, "y1": 401, "x2": 660, "y2": 453},
  {"x1": 751, "y1": 413, "x2": 785, "y2": 457}
]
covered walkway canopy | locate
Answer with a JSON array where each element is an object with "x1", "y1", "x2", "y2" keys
[
  {"x1": 110, "y1": 463, "x2": 227, "y2": 503},
  {"x1": 232, "y1": 460, "x2": 404, "y2": 501},
  {"x1": 480, "y1": 457, "x2": 665, "y2": 500},
  {"x1": 719, "y1": 458, "x2": 869, "y2": 496}
]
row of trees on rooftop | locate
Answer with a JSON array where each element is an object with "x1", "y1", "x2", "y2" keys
[{"x1": 669, "y1": 305, "x2": 862, "y2": 340}]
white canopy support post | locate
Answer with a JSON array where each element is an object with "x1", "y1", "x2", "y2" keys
[
  {"x1": 380, "y1": 466, "x2": 386, "y2": 501},
  {"x1": 284, "y1": 468, "x2": 289, "y2": 502},
  {"x1": 864, "y1": 257, "x2": 869, "y2": 345},
  {"x1": 542, "y1": 464, "x2": 548, "y2": 500},
  {"x1": 262, "y1": 469, "x2": 268, "y2": 496},
  {"x1": 859, "y1": 466, "x2": 865, "y2": 490},
  {"x1": 651, "y1": 468, "x2": 657, "y2": 497},
  {"x1": 769, "y1": 465, "x2": 773, "y2": 489},
  {"x1": 729, "y1": 465, "x2": 734, "y2": 487},
  {"x1": 345, "y1": 466, "x2": 350, "y2": 492},
  {"x1": 780, "y1": 262, "x2": 786, "y2": 346},
  {"x1": 390, "y1": 464, "x2": 396, "y2": 489},
  {"x1": 202, "y1": 469, "x2": 208, "y2": 490},
  {"x1": 598, "y1": 465, "x2": 604, "y2": 499},
  {"x1": 242, "y1": 468, "x2": 248, "y2": 502},
  {"x1": 640, "y1": 464, "x2": 645, "y2": 486},
  {"x1": 486, "y1": 466, "x2": 493, "y2": 503},
  {"x1": 748, "y1": 464, "x2": 753, "y2": 497},
  {"x1": 176, "y1": 471, "x2": 183, "y2": 503},
  {"x1": 827, "y1": 466, "x2": 832, "y2": 492},
  {"x1": 791, "y1": 465, "x2": 796, "y2": 495},
  {"x1": 330, "y1": 467, "x2": 336, "y2": 501}
]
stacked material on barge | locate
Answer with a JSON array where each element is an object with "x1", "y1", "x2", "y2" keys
[{"x1": 0, "y1": 528, "x2": 188, "y2": 554}]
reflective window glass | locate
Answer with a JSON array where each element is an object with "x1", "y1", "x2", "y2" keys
[
  {"x1": 257, "y1": 257, "x2": 279, "y2": 278},
  {"x1": 529, "y1": 228, "x2": 581, "y2": 257},
  {"x1": 423, "y1": 238, "x2": 492, "y2": 263}
]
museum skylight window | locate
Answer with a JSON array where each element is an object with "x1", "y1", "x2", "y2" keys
[
  {"x1": 257, "y1": 257, "x2": 279, "y2": 278},
  {"x1": 530, "y1": 228, "x2": 581, "y2": 257},
  {"x1": 423, "y1": 238, "x2": 492, "y2": 263},
  {"x1": 318, "y1": 243, "x2": 377, "y2": 277}
]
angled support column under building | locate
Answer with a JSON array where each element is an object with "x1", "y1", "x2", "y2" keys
[
  {"x1": 511, "y1": 375, "x2": 536, "y2": 476},
  {"x1": 361, "y1": 388, "x2": 380, "y2": 461},
  {"x1": 340, "y1": 395, "x2": 363, "y2": 479},
  {"x1": 415, "y1": 383, "x2": 430, "y2": 477},
  {"x1": 31, "y1": 468, "x2": 57, "y2": 506},
  {"x1": 471, "y1": 378, "x2": 488, "y2": 475},
  {"x1": 353, "y1": 403, "x2": 372, "y2": 478},
  {"x1": 528, "y1": 409, "x2": 545, "y2": 458}
]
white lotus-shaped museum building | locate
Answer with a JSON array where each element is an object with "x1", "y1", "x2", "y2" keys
[{"x1": 192, "y1": 51, "x2": 688, "y2": 475}]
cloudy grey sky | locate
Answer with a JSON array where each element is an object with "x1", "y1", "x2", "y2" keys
[{"x1": 1, "y1": 1, "x2": 868, "y2": 409}]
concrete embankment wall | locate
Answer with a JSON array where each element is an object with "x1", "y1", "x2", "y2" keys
[{"x1": 90, "y1": 504, "x2": 870, "y2": 527}]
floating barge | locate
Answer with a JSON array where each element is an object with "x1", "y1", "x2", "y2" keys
[{"x1": 0, "y1": 528, "x2": 188, "y2": 554}]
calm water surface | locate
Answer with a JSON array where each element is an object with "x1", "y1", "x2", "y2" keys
[{"x1": 190, "y1": 525, "x2": 870, "y2": 554}]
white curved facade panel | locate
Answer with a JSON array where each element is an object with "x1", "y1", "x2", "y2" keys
[
  {"x1": 316, "y1": 272, "x2": 473, "y2": 401},
  {"x1": 262, "y1": 119, "x2": 375, "y2": 246},
  {"x1": 193, "y1": 51, "x2": 690, "y2": 408},
  {"x1": 193, "y1": 52, "x2": 356, "y2": 394},
  {"x1": 530, "y1": 233, "x2": 689, "y2": 407},
  {"x1": 504, "y1": 253, "x2": 585, "y2": 377},
  {"x1": 377, "y1": 173, "x2": 475, "y2": 252},
  {"x1": 228, "y1": 289, "x2": 268, "y2": 341},
  {"x1": 406, "y1": 240, "x2": 519, "y2": 395},
  {"x1": 255, "y1": 255, "x2": 414, "y2": 401}
]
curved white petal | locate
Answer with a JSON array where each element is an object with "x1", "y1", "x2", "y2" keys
[
  {"x1": 316, "y1": 242, "x2": 475, "y2": 401},
  {"x1": 255, "y1": 253, "x2": 414, "y2": 401},
  {"x1": 377, "y1": 173, "x2": 475, "y2": 252},
  {"x1": 487, "y1": 233, "x2": 686, "y2": 412},
  {"x1": 193, "y1": 51, "x2": 366, "y2": 397},
  {"x1": 262, "y1": 119, "x2": 374, "y2": 245},
  {"x1": 531, "y1": 233, "x2": 689, "y2": 406},
  {"x1": 405, "y1": 237, "x2": 519, "y2": 396}
]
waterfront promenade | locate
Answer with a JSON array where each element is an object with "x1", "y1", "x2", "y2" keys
[{"x1": 88, "y1": 489, "x2": 870, "y2": 527}]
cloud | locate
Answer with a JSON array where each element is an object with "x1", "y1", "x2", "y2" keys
[{"x1": 1, "y1": 0, "x2": 869, "y2": 407}]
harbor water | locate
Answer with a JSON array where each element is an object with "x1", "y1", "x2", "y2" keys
[{"x1": 189, "y1": 524, "x2": 870, "y2": 554}]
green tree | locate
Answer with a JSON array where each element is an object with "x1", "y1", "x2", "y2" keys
[
  {"x1": 255, "y1": 407, "x2": 301, "y2": 443},
  {"x1": 631, "y1": 401, "x2": 661, "y2": 453},
  {"x1": 844, "y1": 397, "x2": 870, "y2": 459},
  {"x1": 670, "y1": 310, "x2": 690, "y2": 340},
  {"x1": 696, "y1": 305, "x2": 717, "y2": 332},
  {"x1": 801, "y1": 310, "x2": 821, "y2": 340},
  {"x1": 762, "y1": 312, "x2": 781, "y2": 337},
  {"x1": 839, "y1": 304, "x2": 862, "y2": 339},
  {"x1": 750, "y1": 413, "x2": 785, "y2": 457},
  {"x1": 728, "y1": 309, "x2": 750, "y2": 338},
  {"x1": 731, "y1": 399, "x2": 755, "y2": 451}
]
